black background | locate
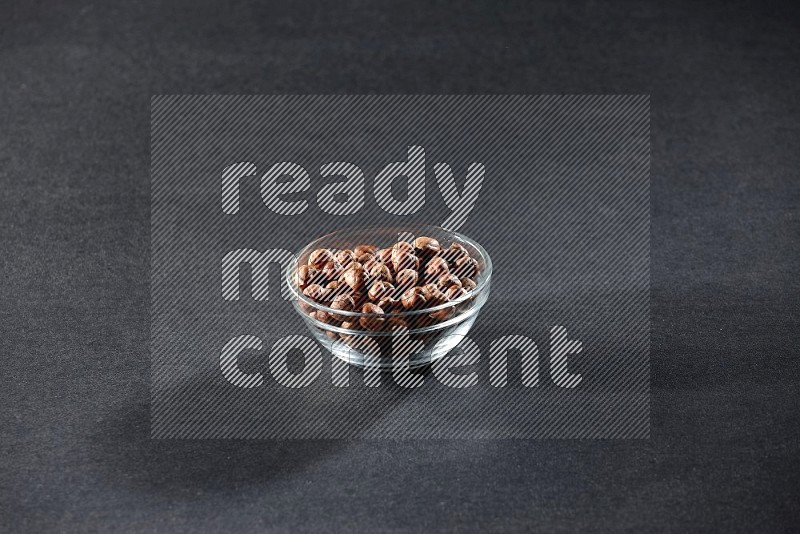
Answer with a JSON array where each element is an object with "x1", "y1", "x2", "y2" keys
[{"x1": 2, "y1": 0, "x2": 798, "y2": 531}]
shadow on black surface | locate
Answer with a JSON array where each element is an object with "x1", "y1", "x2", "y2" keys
[
  {"x1": 90, "y1": 368, "x2": 433, "y2": 495},
  {"x1": 97, "y1": 286, "x2": 651, "y2": 491}
]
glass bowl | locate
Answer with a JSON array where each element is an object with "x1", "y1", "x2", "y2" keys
[{"x1": 286, "y1": 225, "x2": 492, "y2": 370}]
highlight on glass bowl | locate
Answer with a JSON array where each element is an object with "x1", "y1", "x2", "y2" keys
[{"x1": 286, "y1": 225, "x2": 492, "y2": 370}]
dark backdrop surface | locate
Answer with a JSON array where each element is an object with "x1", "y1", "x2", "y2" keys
[{"x1": 1, "y1": 0, "x2": 798, "y2": 532}]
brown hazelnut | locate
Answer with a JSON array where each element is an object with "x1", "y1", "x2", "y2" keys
[
  {"x1": 385, "y1": 316, "x2": 409, "y2": 331},
  {"x1": 376, "y1": 247, "x2": 393, "y2": 264},
  {"x1": 324, "y1": 330, "x2": 339, "y2": 341},
  {"x1": 453, "y1": 256, "x2": 479, "y2": 279},
  {"x1": 392, "y1": 250, "x2": 418, "y2": 273},
  {"x1": 361, "y1": 257, "x2": 378, "y2": 274},
  {"x1": 460, "y1": 277, "x2": 477, "y2": 292},
  {"x1": 353, "y1": 245, "x2": 378, "y2": 263},
  {"x1": 439, "y1": 242, "x2": 469, "y2": 265},
  {"x1": 429, "y1": 305, "x2": 455, "y2": 322},
  {"x1": 295, "y1": 265, "x2": 319, "y2": 290},
  {"x1": 424, "y1": 256, "x2": 449, "y2": 283},
  {"x1": 391, "y1": 240, "x2": 415, "y2": 256},
  {"x1": 421, "y1": 283, "x2": 446, "y2": 306},
  {"x1": 359, "y1": 302, "x2": 386, "y2": 331},
  {"x1": 303, "y1": 283, "x2": 327, "y2": 302},
  {"x1": 333, "y1": 249, "x2": 355, "y2": 269},
  {"x1": 308, "y1": 248, "x2": 334, "y2": 269},
  {"x1": 321, "y1": 260, "x2": 343, "y2": 281},
  {"x1": 413, "y1": 236, "x2": 441, "y2": 256},
  {"x1": 314, "y1": 309, "x2": 337, "y2": 325},
  {"x1": 327, "y1": 280, "x2": 355, "y2": 299},
  {"x1": 340, "y1": 265, "x2": 365, "y2": 292},
  {"x1": 329, "y1": 294, "x2": 356, "y2": 321},
  {"x1": 354, "y1": 244, "x2": 378, "y2": 256},
  {"x1": 391, "y1": 241, "x2": 414, "y2": 268},
  {"x1": 394, "y1": 268, "x2": 419, "y2": 292},
  {"x1": 444, "y1": 285, "x2": 467, "y2": 302},
  {"x1": 410, "y1": 314, "x2": 437, "y2": 329},
  {"x1": 377, "y1": 296, "x2": 399, "y2": 312},
  {"x1": 350, "y1": 292, "x2": 368, "y2": 308},
  {"x1": 341, "y1": 320, "x2": 362, "y2": 331},
  {"x1": 367, "y1": 262, "x2": 393, "y2": 284},
  {"x1": 436, "y1": 273, "x2": 462, "y2": 291},
  {"x1": 368, "y1": 280, "x2": 395, "y2": 302},
  {"x1": 400, "y1": 286, "x2": 428, "y2": 310}
]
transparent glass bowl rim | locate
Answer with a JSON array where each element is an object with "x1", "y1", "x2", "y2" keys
[{"x1": 285, "y1": 225, "x2": 493, "y2": 319}]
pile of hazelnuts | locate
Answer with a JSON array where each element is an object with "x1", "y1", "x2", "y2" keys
[{"x1": 296, "y1": 236, "x2": 480, "y2": 334}]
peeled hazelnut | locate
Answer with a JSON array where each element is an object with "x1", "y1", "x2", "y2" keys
[
  {"x1": 314, "y1": 309, "x2": 337, "y2": 325},
  {"x1": 341, "y1": 320, "x2": 362, "y2": 331},
  {"x1": 453, "y1": 256, "x2": 478, "y2": 279},
  {"x1": 377, "y1": 296, "x2": 399, "y2": 312},
  {"x1": 437, "y1": 273, "x2": 462, "y2": 291},
  {"x1": 333, "y1": 249, "x2": 355, "y2": 269},
  {"x1": 424, "y1": 256, "x2": 449, "y2": 282},
  {"x1": 400, "y1": 286, "x2": 428, "y2": 310},
  {"x1": 303, "y1": 283, "x2": 327, "y2": 302},
  {"x1": 353, "y1": 245, "x2": 378, "y2": 263},
  {"x1": 350, "y1": 292, "x2": 368, "y2": 308},
  {"x1": 421, "y1": 283, "x2": 446, "y2": 306},
  {"x1": 444, "y1": 285, "x2": 467, "y2": 302},
  {"x1": 439, "y1": 243, "x2": 469, "y2": 265},
  {"x1": 376, "y1": 247, "x2": 393, "y2": 264},
  {"x1": 414, "y1": 236, "x2": 441, "y2": 256},
  {"x1": 361, "y1": 255, "x2": 378, "y2": 270},
  {"x1": 327, "y1": 280, "x2": 355, "y2": 299},
  {"x1": 359, "y1": 302, "x2": 386, "y2": 331},
  {"x1": 354, "y1": 244, "x2": 378, "y2": 256},
  {"x1": 460, "y1": 277, "x2": 477, "y2": 292},
  {"x1": 329, "y1": 294, "x2": 356, "y2": 321},
  {"x1": 368, "y1": 280, "x2": 395, "y2": 302},
  {"x1": 385, "y1": 316, "x2": 409, "y2": 331},
  {"x1": 296, "y1": 265, "x2": 319, "y2": 290},
  {"x1": 325, "y1": 330, "x2": 339, "y2": 341},
  {"x1": 367, "y1": 262, "x2": 392, "y2": 284},
  {"x1": 429, "y1": 305, "x2": 455, "y2": 322},
  {"x1": 308, "y1": 248, "x2": 334, "y2": 269},
  {"x1": 391, "y1": 242, "x2": 415, "y2": 270},
  {"x1": 391, "y1": 241, "x2": 415, "y2": 256},
  {"x1": 341, "y1": 265, "x2": 365, "y2": 292},
  {"x1": 411, "y1": 314, "x2": 436, "y2": 329},
  {"x1": 392, "y1": 250, "x2": 418, "y2": 273},
  {"x1": 395, "y1": 268, "x2": 419, "y2": 291},
  {"x1": 321, "y1": 260, "x2": 343, "y2": 281}
]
